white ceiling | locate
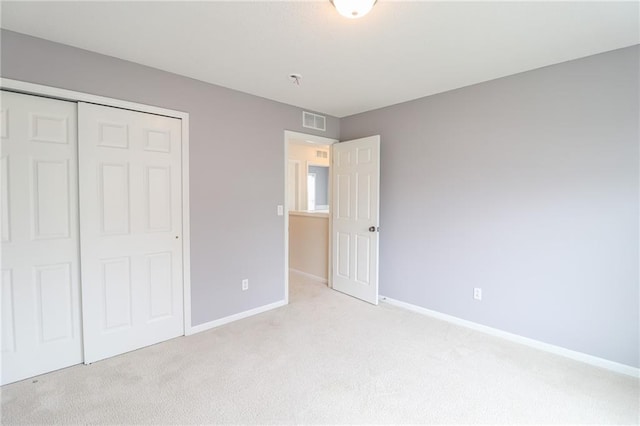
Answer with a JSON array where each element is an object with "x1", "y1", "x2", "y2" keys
[{"x1": 1, "y1": 1, "x2": 638, "y2": 118}]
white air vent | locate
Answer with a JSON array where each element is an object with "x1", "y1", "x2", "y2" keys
[
  {"x1": 302, "y1": 111, "x2": 326, "y2": 131},
  {"x1": 316, "y1": 150, "x2": 328, "y2": 159}
]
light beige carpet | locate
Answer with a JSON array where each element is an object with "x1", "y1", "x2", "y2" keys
[{"x1": 1, "y1": 272, "x2": 639, "y2": 424}]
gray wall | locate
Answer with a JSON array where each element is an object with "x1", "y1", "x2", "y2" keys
[
  {"x1": 341, "y1": 46, "x2": 639, "y2": 368},
  {"x1": 2, "y1": 29, "x2": 637, "y2": 368},
  {"x1": 0, "y1": 30, "x2": 340, "y2": 327}
]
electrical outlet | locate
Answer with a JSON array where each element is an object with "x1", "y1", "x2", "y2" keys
[
  {"x1": 473, "y1": 288, "x2": 482, "y2": 301},
  {"x1": 242, "y1": 279, "x2": 249, "y2": 291}
]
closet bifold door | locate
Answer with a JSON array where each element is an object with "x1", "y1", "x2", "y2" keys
[
  {"x1": 78, "y1": 102, "x2": 184, "y2": 364},
  {"x1": 1, "y1": 91, "x2": 82, "y2": 385}
]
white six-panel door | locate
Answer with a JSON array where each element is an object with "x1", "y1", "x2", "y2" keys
[
  {"x1": 0, "y1": 91, "x2": 83, "y2": 385},
  {"x1": 331, "y1": 136, "x2": 380, "y2": 304},
  {"x1": 78, "y1": 103, "x2": 184, "y2": 363}
]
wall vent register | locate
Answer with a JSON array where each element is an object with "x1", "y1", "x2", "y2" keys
[{"x1": 302, "y1": 111, "x2": 326, "y2": 132}]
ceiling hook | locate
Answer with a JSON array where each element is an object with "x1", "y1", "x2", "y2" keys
[{"x1": 288, "y1": 73, "x2": 302, "y2": 86}]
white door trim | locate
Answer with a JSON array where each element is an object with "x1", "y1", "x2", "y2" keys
[
  {"x1": 287, "y1": 159, "x2": 301, "y2": 211},
  {"x1": 0, "y1": 78, "x2": 193, "y2": 334},
  {"x1": 283, "y1": 130, "x2": 337, "y2": 304}
]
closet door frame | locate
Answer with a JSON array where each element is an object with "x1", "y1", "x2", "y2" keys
[{"x1": 0, "y1": 78, "x2": 194, "y2": 335}]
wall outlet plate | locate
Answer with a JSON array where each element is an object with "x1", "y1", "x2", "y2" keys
[
  {"x1": 242, "y1": 279, "x2": 249, "y2": 291},
  {"x1": 473, "y1": 288, "x2": 482, "y2": 301}
]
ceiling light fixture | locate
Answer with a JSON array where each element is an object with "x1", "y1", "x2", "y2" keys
[{"x1": 331, "y1": 0, "x2": 377, "y2": 19}]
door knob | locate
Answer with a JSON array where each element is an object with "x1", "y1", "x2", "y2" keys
[{"x1": 369, "y1": 226, "x2": 377, "y2": 232}]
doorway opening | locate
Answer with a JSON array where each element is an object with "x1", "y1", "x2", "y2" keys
[{"x1": 284, "y1": 131, "x2": 337, "y2": 303}]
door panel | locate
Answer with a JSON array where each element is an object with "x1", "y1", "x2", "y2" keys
[
  {"x1": 336, "y1": 232, "x2": 350, "y2": 278},
  {"x1": 331, "y1": 135, "x2": 380, "y2": 304},
  {"x1": 101, "y1": 256, "x2": 133, "y2": 330},
  {"x1": 32, "y1": 159, "x2": 70, "y2": 239},
  {"x1": 79, "y1": 103, "x2": 183, "y2": 364},
  {"x1": 35, "y1": 263, "x2": 73, "y2": 342},
  {"x1": 355, "y1": 235, "x2": 370, "y2": 284},
  {"x1": 100, "y1": 162, "x2": 130, "y2": 234},
  {"x1": 356, "y1": 174, "x2": 371, "y2": 220},
  {"x1": 1, "y1": 91, "x2": 82, "y2": 385},
  {"x1": 29, "y1": 113, "x2": 68, "y2": 144},
  {"x1": 2, "y1": 270, "x2": 15, "y2": 352},
  {"x1": 146, "y1": 166, "x2": 172, "y2": 231},
  {"x1": 147, "y1": 252, "x2": 173, "y2": 319}
]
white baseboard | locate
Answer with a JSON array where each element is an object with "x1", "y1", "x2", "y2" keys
[
  {"x1": 289, "y1": 268, "x2": 328, "y2": 284},
  {"x1": 186, "y1": 300, "x2": 287, "y2": 336},
  {"x1": 380, "y1": 295, "x2": 639, "y2": 378}
]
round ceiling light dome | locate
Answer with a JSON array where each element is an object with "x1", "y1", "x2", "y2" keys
[{"x1": 331, "y1": 0, "x2": 377, "y2": 19}]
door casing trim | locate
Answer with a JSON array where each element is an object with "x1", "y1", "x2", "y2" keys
[{"x1": 284, "y1": 130, "x2": 337, "y2": 304}]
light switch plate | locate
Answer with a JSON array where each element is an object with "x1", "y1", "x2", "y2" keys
[{"x1": 277, "y1": 205, "x2": 284, "y2": 216}]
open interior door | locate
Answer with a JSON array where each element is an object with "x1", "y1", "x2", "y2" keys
[{"x1": 331, "y1": 135, "x2": 380, "y2": 304}]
